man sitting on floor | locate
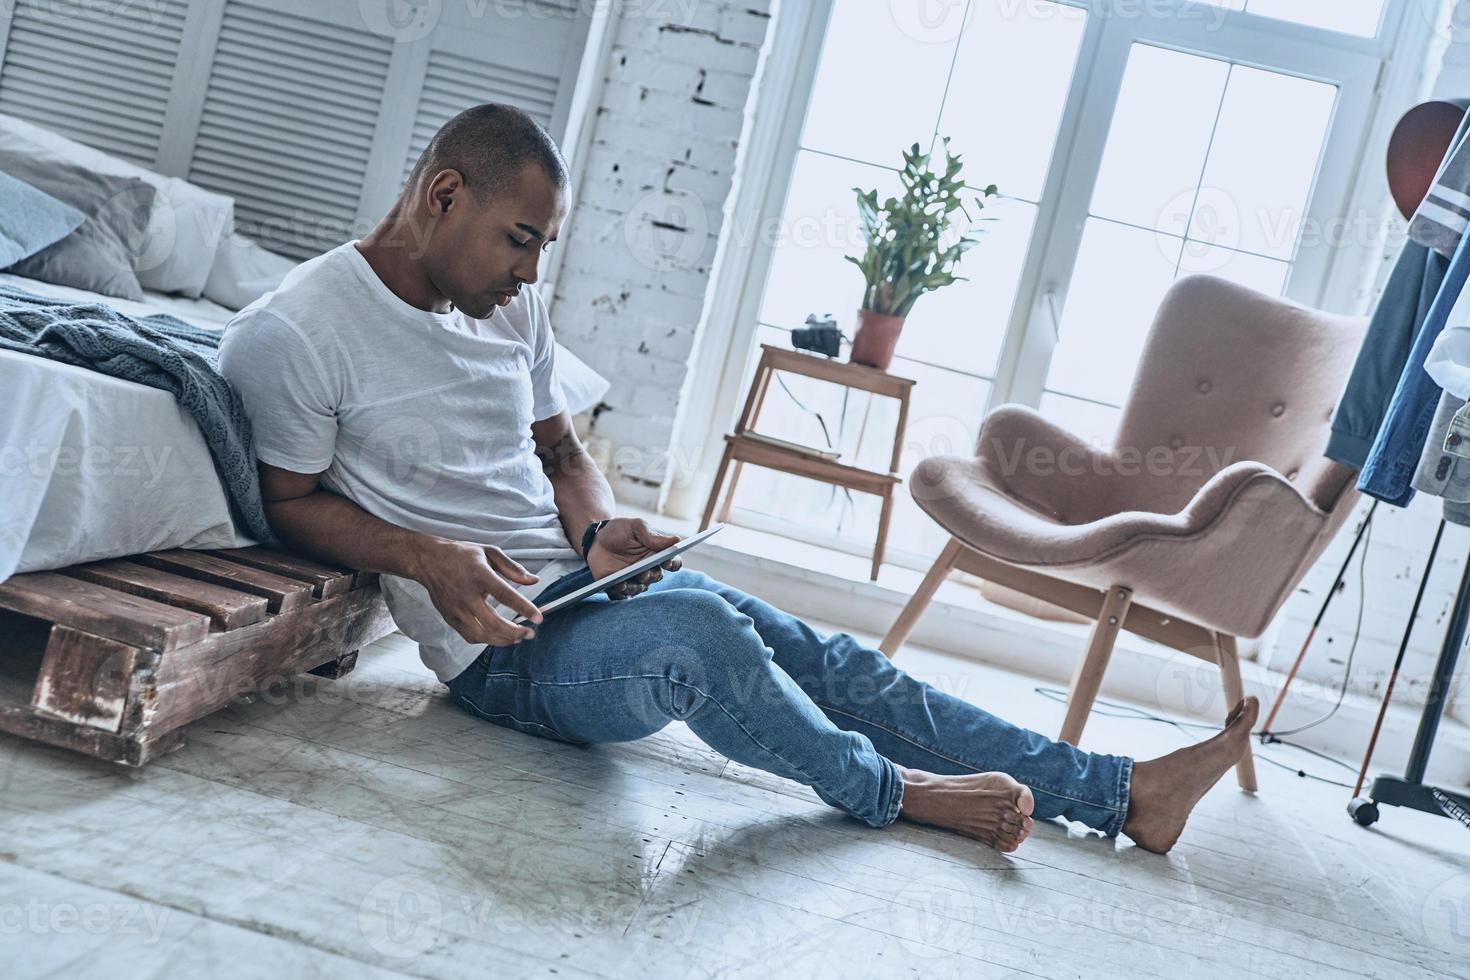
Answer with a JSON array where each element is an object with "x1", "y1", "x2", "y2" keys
[{"x1": 219, "y1": 104, "x2": 1257, "y2": 854}]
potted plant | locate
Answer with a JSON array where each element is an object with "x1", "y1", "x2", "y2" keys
[{"x1": 845, "y1": 139, "x2": 997, "y2": 370}]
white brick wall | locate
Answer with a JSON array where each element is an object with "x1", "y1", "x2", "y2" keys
[{"x1": 551, "y1": 2, "x2": 773, "y2": 508}]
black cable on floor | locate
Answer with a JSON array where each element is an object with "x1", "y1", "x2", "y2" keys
[
  {"x1": 1260, "y1": 513, "x2": 1373, "y2": 741},
  {"x1": 1032, "y1": 686, "x2": 1358, "y2": 789}
]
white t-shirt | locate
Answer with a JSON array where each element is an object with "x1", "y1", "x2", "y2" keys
[{"x1": 218, "y1": 241, "x2": 583, "y2": 682}]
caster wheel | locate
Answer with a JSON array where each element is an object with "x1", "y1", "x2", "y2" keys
[{"x1": 1348, "y1": 797, "x2": 1379, "y2": 826}]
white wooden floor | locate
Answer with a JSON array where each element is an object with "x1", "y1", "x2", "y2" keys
[{"x1": 2, "y1": 622, "x2": 1468, "y2": 979}]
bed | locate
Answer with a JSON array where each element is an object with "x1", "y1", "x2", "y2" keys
[{"x1": 1, "y1": 273, "x2": 254, "y2": 581}]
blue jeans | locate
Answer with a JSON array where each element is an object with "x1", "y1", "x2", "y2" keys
[{"x1": 447, "y1": 565, "x2": 1132, "y2": 834}]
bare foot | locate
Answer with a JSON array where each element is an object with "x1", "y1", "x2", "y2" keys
[
  {"x1": 896, "y1": 768, "x2": 1036, "y2": 852},
  {"x1": 1122, "y1": 696, "x2": 1258, "y2": 854}
]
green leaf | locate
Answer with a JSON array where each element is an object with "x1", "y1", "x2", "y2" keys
[{"x1": 849, "y1": 136, "x2": 999, "y2": 314}]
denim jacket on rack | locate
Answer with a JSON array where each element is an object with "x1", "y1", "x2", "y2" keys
[
  {"x1": 1413, "y1": 391, "x2": 1470, "y2": 496},
  {"x1": 1447, "y1": 399, "x2": 1470, "y2": 459},
  {"x1": 1327, "y1": 241, "x2": 1451, "y2": 469},
  {"x1": 1408, "y1": 393, "x2": 1470, "y2": 525},
  {"x1": 1356, "y1": 229, "x2": 1470, "y2": 505}
]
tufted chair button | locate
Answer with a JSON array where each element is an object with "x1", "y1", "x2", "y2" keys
[
  {"x1": 1197, "y1": 380, "x2": 1212, "y2": 394},
  {"x1": 1271, "y1": 403, "x2": 1286, "y2": 417},
  {"x1": 1169, "y1": 436, "x2": 1185, "y2": 450}
]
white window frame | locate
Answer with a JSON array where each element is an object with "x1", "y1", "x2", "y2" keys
[{"x1": 664, "y1": 0, "x2": 1439, "y2": 571}]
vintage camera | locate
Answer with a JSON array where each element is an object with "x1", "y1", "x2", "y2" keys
[{"x1": 791, "y1": 313, "x2": 842, "y2": 357}]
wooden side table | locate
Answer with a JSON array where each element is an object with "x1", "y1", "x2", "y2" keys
[{"x1": 699, "y1": 343, "x2": 917, "y2": 580}]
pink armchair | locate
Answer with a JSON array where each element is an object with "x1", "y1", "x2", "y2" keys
[{"x1": 880, "y1": 276, "x2": 1367, "y2": 790}]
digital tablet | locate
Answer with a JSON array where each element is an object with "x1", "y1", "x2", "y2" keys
[{"x1": 514, "y1": 523, "x2": 726, "y2": 623}]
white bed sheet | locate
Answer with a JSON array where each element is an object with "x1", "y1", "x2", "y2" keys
[
  {"x1": 2, "y1": 273, "x2": 254, "y2": 580},
  {"x1": 1, "y1": 273, "x2": 612, "y2": 581}
]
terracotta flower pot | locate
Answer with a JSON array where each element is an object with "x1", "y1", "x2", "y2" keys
[{"x1": 848, "y1": 309, "x2": 905, "y2": 370}]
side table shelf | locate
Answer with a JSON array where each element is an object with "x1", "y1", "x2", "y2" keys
[{"x1": 700, "y1": 344, "x2": 916, "y2": 580}]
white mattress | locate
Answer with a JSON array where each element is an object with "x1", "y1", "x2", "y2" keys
[
  {"x1": 1, "y1": 273, "x2": 612, "y2": 581},
  {"x1": 2, "y1": 274, "x2": 255, "y2": 580}
]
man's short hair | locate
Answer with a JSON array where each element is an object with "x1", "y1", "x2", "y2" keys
[{"x1": 407, "y1": 103, "x2": 568, "y2": 199}]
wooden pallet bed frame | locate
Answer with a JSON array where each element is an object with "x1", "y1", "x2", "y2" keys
[{"x1": 0, "y1": 546, "x2": 396, "y2": 766}]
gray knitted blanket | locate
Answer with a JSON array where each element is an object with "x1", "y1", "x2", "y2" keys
[{"x1": 0, "y1": 285, "x2": 277, "y2": 545}]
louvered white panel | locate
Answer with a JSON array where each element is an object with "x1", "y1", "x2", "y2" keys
[
  {"x1": 187, "y1": 1, "x2": 393, "y2": 260},
  {"x1": 401, "y1": 50, "x2": 562, "y2": 183},
  {"x1": 0, "y1": 0, "x2": 188, "y2": 166}
]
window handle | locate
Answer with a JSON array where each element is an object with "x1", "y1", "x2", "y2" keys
[{"x1": 1040, "y1": 288, "x2": 1063, "y2": 344}]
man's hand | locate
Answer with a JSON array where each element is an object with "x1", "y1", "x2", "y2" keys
[
  {"x1": 410, "y1": 538, "x2": 545, "y2": 645},
  {"x1": 587, "y1": 517, "x2": 683, "y2": 599}
]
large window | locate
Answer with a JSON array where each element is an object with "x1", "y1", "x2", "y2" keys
[
  {"x1": 700, "y1": 0, "x2": 1410, "y2": 569},
  {"x1": 1041, "y1": 43, "x2": 1338, "y2": 442}
]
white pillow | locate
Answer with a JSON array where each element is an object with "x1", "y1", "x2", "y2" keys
[
  {"x1": 203, "y1": 231, "x2": 298, "y2": 310},
  {"x1": 0, "y1": 114, "x2": 234, "y2": 298},
  {"x1": 555, "y1": 342, "x2": 611, "y2": 416}
]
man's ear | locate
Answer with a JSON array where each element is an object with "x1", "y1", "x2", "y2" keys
[
  {"x1": 427, "y1": 169, "x2": 462, "y2": 216},
  {"x1": 433, "y1": 182, "x2": 454, "y2": 215}
]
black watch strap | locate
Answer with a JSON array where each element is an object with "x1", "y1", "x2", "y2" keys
[{"x1": 581, "y1": 519, "x2": 611, "y2": 558}]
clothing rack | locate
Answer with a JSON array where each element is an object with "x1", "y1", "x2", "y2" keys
[
  {"x1": 1263, "y1": 499, "x2": 1470, "y2": 827},
  {"x1": 1302, "y1": 98, "x2": 1470, "y2": 829},
  {"x1": 1348, "y1": 518, "x2": 1470, "y2": 827}
]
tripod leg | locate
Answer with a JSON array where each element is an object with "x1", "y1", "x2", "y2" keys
[
  {"x1": 1262, "y1": 500, "x2": 1377, "y2": 734},
  {"x1": 1351, "y1": 518, "x2": 1446, "y2": 798}
]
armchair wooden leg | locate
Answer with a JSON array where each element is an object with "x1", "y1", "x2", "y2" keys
[
  {"x1": 1213, "y1": 632, "x2": 1258, "y2": 793},
  {"x1": 1059, "y1": 586, "x2": 1132, "y2": 747},
  {"x1": 879, "y1": 537, "x2": 963, "y2": 658}
]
